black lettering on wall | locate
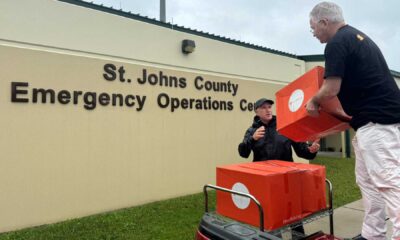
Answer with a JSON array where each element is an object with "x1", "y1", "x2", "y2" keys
[
  {"x1": 58, "y1": 90, "x2": 71, "y2": 104},
  {"x1": 135, "y1": 96, "x2": 146, "y2": 111},
  {"x1": 118, "y1": 66, "x2": 126, "y2": 82},
  {"x1": 239, "y1": 99, "x2": 254, "y2": 111},
  {"x1": 112, "y1": 94, "x2": 124, "y2": 107},
  {"x1": 11, "y1": 82, "x2": 29, "y2": 103},
  {"x1": 103, "y1": 64, "x2": 117, "y2": 81},
  {"x1": 98, "y1": 93, "x2": 111, "y2": 106},
  {"x1": 159, "y1": 71, "x2": 168, "y2": 86},
  {"x1": 137, "y1": 69, "x2": 147, "y2": 84},
  {"x1": 194, "y1": 76, "x2": 203, "y2": 90},
  {"x1": 83, "y1": 92, "x2": 97, "y2": 110},
  {"x1": 240, "y1": 99, "x2": 248, "y2": 111},
  {"x1": 157, "y1": 93, "x2": 169, "y2": 109},
  {"x1": 73, "y1": 91, "x2": 83, "y2": 104},
  {"x1": 170, "y1": 97, "x2": 180, "y2": 112},
  {"x1": 125, "y1": 95, "x2": 135, "y2": 107},
  {"x1": 227, "y1": 101, "x2": 234, "y2": 111},
  {"x1": 148, "y1": 73, "x2": 158, "y2": 85},
  {"x1": 179, "y1": 78, "x2": 187, "y2": 88},
  {"x1": 32, "y1": 88, "x2": 56, "y2": 104}
]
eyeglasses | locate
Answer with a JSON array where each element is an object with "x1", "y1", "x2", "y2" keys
[{"x1": 310, "y1": 19, "x2": 325, "y2": 34}]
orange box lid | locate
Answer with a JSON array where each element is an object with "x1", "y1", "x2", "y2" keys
[{"x1": 217, "y1": 161, "x2": 302, "y2": 176}]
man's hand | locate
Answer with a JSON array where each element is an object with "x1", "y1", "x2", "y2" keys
[
  {"x1": 306, "y1": 98, "x2": 320, "y2": 117},
  {"x1": 308, "y1": 138, "x2": 320, "y2": 153},
  {"x1": 306, "y1": 77, "x2": 342, "y2": 118},
  {"x1": 252, "y1": 126, "x2": 265, "y2": 141}
]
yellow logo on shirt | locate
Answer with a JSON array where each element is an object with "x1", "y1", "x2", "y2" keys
[{"x1": 357, "y1": 34, "x2": 364, "y2": 41}]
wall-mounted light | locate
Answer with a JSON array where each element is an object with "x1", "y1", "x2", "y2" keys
[{"x1": 182, "y1": 39, "x2": 196, "y2": 54}]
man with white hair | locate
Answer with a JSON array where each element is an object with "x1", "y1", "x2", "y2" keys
[{"x1": 306, "y1": 2, "x2": 400, "y2": 240}]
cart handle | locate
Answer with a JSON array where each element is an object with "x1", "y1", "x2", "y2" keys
[
  {"x1": 203, "y1": 184, "x2": 265, "y2": 232},
  {"x1": 326, "y1": 179, "x2": 334, "y2": 236},
  {"x1": 203, "y1": 179, "x2": 333, "y2": 234}
]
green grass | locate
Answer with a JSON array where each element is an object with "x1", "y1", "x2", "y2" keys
[
  {"x1": 0, "y1": 156, "x2": 360, "y2": 240},
  {"x1": 312, "y1": 156, "x2": 361, "y2": 208}
]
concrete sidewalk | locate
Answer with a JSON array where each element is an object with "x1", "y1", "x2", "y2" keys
[{"x1": 304, "y1": 199, "x2": 393, "y2": 239}]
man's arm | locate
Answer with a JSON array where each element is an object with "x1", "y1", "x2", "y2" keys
[
  {"x1": 306, "y1": 76, "x2": 342, "y2": 117},
  {"x1": 292, "y1": 139, "x2": 320, "y2": 160},
  {"x1": 238, "y1": 128, "x2": 255, "y2": 158}
]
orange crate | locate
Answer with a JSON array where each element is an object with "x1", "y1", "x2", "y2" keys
[
  {"x1": 216, "y1": 161, "x2": 304, "y2": 230},
  {"x1": 275, "y1": 66, "x2": 350, "y2": 141},
  {"x1": 266, "y1": 160, "x2": 326, "y2": 215}
]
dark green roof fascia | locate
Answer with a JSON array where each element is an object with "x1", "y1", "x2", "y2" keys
[
  {"x1": 57, "y1": 0, "x2": 298, "y2": 59},
  {"x1": 391, "y1": 70, "x2": 400, "y2": 78},
  {"x1": 298, "y1": 54, "x2": 325, "y2": 62}
]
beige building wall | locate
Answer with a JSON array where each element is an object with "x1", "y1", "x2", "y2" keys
[
  {"x1": 305, "y1": 61, "x2": 324, "y2": 71},
  {"x1": 0, "y1": 0, "x2": 310, "y2": 232},
  {"x1": 325, "y1": 133, "x2": 342, "y2": 152}
]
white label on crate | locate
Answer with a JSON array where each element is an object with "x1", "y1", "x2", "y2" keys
[
  {"x1": 231, "y1": 182, "x2": 250, "y2": 209},
  {"x1": 288, "y1": 89, "x2": 304, "y2": 112}
]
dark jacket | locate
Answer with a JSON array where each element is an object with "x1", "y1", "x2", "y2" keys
[{"x1": 238, "y1": 116, "x2": 317, "y2": 162}]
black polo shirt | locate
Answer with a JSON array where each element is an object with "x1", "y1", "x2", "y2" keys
[{"x1": 324, "y1": 25, "x2": 400, "y2": 130}]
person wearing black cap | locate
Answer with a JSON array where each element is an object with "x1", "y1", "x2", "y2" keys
[
  {"x1": 238, "y1": 98, "x2": 320, "y2": 163},
  {"x1": 238, "y1": 97, "x2": 320, "y2": 235}
]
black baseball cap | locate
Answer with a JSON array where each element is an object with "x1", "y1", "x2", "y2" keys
[{"x1": 254, "y1": 98, "x2": 274, "y2": 109}]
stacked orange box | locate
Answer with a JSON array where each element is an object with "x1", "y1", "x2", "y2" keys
[
  {"x1": 216, "y1": 161, "x2": 303, "y2": 230},
  {"x1": 266, "y1": 160, "x2": 326, "y2": 216},
  {"x1": 275, "y1": 66, "x2": 351, "y2": 142},
  {"x1": 216, "y1": 161, "x2": 326, "y2": 230}
]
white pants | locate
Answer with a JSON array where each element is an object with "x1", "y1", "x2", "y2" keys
[{"x1": 353, "y1": 123, "x2": 400, "y2": 240}]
